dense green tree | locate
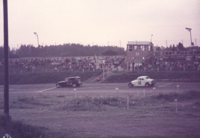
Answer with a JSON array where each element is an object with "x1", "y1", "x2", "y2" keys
[
  {"x1": 6, "y1": 44, "x2": 125, "y2": 58},
  {"x1": 101, "y1": 50, "x2": 118, "y2": 56},
  {"x1": 0, "y1": 46, "x2": 19, "y2": 59},
  {"x1": 0, "y1": 47, "x2": 3, "y2": 59},
  {"x1": 177, "y1": 42, "x2": 185, "y2": 51},
  {"x1": 156, "y1": 46, "x2": 161, "y2": 51}
]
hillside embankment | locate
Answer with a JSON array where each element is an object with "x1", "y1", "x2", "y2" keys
[
  {"x1": 103, "y1": 71, "x2": 200, "y2": 83},
  {"x1": 0, "y1": 71, "x2": 102, "y2": 85},
  {"x1": 0, "y1": 71, "x2": 199, "y2": 85}
]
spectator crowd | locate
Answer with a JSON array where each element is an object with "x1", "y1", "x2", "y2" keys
[
  {"x1": 0, "y1": 56, "x2": 125, "y2": 73},
  {"x1": 130, "y1": 55, "x2": 200, "y2": 71},
  {"x1": 0, "y1": 55, "x2": 200, "y2": 73}
]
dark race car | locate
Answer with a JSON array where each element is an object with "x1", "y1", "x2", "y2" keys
[{"x1": 56, "y1": 76, "x2": 82, "y2": 88}]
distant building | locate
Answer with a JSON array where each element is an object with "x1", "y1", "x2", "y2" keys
[{"x1": 126, "y1": 41, "x2": 153, "y2": 63}]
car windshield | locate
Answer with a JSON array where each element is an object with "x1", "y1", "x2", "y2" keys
[{"x1": 146, "y1": 77, "x2": 150, "y2": 79}]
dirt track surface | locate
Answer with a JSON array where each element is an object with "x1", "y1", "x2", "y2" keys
[
  {"x1": 1, "y1": 82, "x2": 200, "y2": 95},
  {"x1": 0, "y1": 82, "x2": 200, "y2": 137}
]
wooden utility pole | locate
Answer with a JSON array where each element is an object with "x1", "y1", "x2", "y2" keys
[{"x1": 3, "y1": 0, "x2": 10, "y2": 117}]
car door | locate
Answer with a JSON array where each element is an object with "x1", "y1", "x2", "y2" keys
[
  {"x1": 67, "y1": 78, "x2": 72, "y2": 86},
  {"x1": 141, "y1": 78, "x2": 145, "y2": 86},
  {"x1": 137, "y1": 78, "x2": 142, "y2": 86}
]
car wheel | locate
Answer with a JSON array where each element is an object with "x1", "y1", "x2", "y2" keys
[
  {"x1": 128, "y1": 83, "x2": 133, "y2": 88},
  {"x1": 72, "y1": 83, "x2": 77, "y2": 87},
  {"x1": 145, "y1": 83, "x2": 150, "y2": 87},
  {"x1": 56, "y1": 84, "x2": 61, "y2": 88}
]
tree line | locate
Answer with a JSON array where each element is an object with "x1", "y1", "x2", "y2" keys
[
  {"x1": 0, "y1": 43, "x2": 126, "y2": 59},
  {"x1": 155, "y1": 42, "x2": 199, "y2": 51}
]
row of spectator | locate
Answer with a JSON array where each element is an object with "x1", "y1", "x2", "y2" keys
[
  {"x1": 0, "y1": 56, "x2": 125, "y2": 72},
  {"x1": 128, "y1": 56, "x2": 200, "y2": 71},
  {"x1": 1, "y1": 55, "x2": 200, "y2": 72}
]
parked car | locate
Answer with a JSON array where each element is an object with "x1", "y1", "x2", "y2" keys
[
  {"x1": 128, "y1": 76, "x2": 156, "y2": 88},
  {"x1": 56, "y1": 76, "x2": 82, "y2": 88},
  {"x1": 96, "y1": 77, "x2": 102, "y2": 81}
]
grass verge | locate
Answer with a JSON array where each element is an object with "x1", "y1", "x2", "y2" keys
[
  {"x1": 0, "y1": 71, "x2": 102, "y2": 84},
  {"x1": 104, "y1": 71, "x2": 200, "y2": 83}
]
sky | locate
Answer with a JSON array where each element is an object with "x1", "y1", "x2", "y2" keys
[{"x1": 0, "y1": 0, "x2": 200, "y2": 50}]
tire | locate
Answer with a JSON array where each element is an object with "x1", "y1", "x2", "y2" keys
[
  {"x1": 56, "y1": 83, "x2": 61, "y2": 88},
  {"x1": 145, "y1": 83, "x2": 150, "y2": 87},
  {"x1": 128, "y1": 83, "x2": 133, "y2": 88},
  {"x1": 72, "y1": 83, "x2": 77, "y2": 87}
]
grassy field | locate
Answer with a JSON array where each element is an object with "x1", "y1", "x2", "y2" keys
[{"x1": 1, "y1": 90, "x2": 200, "y2": 138}]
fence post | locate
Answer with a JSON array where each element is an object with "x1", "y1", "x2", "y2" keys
[
  {"x1": 153, "y1": 87, "x2": 156, "y2": 93},
  {"x1": 74, "y1": 89, "x2": 77, "y2": 99},
  {"x1": 115, "y1": 88, "x2": 119, "y2": 97},
  {"x1": 177, "y1": 85, "x2": 179, "y2": 93},
  {"x1": 127, "y1": 97, "x2": 129, "y2": 110},
  {"x1": 174, "y1": 99, "x2": 178, "y2": 113}
]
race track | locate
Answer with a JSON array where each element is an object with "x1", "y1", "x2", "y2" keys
[{"x1": 0, "y1": 82, "x2": 199, "y2": 95}]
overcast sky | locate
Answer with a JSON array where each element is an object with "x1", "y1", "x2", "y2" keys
[{"x1": 0, "y1": 0, "x2": 200, "y2": 49}]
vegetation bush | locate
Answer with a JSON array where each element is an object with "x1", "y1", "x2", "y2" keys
[
  {"x1": 58, "y1": 96, "x2": 138, "y2": 111},
  {"x1": 56, "y1": 90, "x2": 200, "y2": 111},
  {"x1": 60, "y1": 98, "x2": 106, "y2": 111},
  {"x1": 0, "y1": 115, "x2": 48, "y2": 138},
  {"x1": 154, "y1": 90, "x2": 200, "y2": 102}
]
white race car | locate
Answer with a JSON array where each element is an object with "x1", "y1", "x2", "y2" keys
[{"x1": 128, "y1": 76, "x2": 156, "y2": 88}]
